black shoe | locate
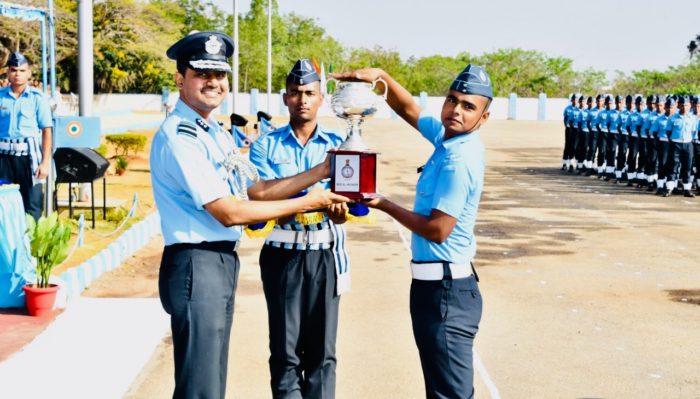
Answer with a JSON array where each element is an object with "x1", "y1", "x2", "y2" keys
[
  {"x1": 684, "y1": 190, "x2": 695, "y2": 198},
  {"x1": 568, "y1": 166, "x2": 574, "y2": 173},
  {"x1": 672, "y1": 187, "x2": 682, "y2": 195},
  {"x1": 585, "y1": 170, "x2": 594, "y2": 176},
  {"x1": 561, "y1": 165, "x2": 567, "y2": 171},
  {"x1": 655, "y1": 188, "x2": 664, "y2": 195},
  {"x1": 627, "y1": 181, "x2": 634, "y2": 187},
  {"x1": 647, "y1": 185, "x2": 656, "y2": 192},
  {"x1": 604, "y1": 175, "x2": 611, "y2": 181}
]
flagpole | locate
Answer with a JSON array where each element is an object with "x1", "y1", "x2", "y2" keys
[
  {"x1": 266, "y1": 0, "x2": 272, "y2": 113},
  {"x1": 232, "y1": 0, "x2": 239, "y2": 114}
]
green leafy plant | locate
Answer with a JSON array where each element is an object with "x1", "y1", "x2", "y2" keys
[
  {"x1": 25, "y1": 212, "x2": 72, "y2": 288},
  {"x1": 105, "y1": 133, "x2": 147, "y2": 157},
  {"x1": 95, "y1": 143, "x2": 109, "y2": 157},
  {"x1": 115, "y1": 155, "x2": 129, "y2": 175}
]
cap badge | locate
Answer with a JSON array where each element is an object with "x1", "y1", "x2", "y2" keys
[{"x1": 205, "y1": 35, "x2": 223, "y2": 55}]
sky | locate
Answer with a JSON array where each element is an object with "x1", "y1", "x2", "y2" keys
[{"x1": 213, "y1": 0, "x2": 700, "y2": 77}]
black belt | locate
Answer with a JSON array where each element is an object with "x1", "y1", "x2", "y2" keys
[{"x1": 167, "y1": 240, "x2": 239, "y2": 252}]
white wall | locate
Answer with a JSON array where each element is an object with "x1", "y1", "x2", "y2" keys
[{"x1": 57, "y1": 92, "x2": 569, "y2": 121}]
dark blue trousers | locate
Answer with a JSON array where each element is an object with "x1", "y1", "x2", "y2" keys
[
  {"x1": 260, "y1": 245, "x2": 339, "y2": 399},
  {"x1": 410, "y1": 265, "x2": 482, "y2": 399},
  {"x1": 0, "y1": 154, "x2": 43, "y2": 220},
  {"x1": 159, "y1": 241, "x2": 240, "y2": 399}
]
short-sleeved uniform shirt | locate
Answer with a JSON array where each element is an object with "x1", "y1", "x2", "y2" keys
[
  {"x1": 150, "y1": 99, "x2": 247, "y2": 245},
  {"x1": 0, "y1": 86, "x2": 53, "y2": 138},
  {"x1": 249, "y1": 124, "x2": 345, "y2": 249},
  {"x1": 668, "y1": 113, "x2": 698, "y2": 143},
  {"x1": 412, "y1": 112, "x2": 485, "y2": 264}
]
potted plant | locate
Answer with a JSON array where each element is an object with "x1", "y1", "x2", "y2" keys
[
  {"x1": 115, "y1": 155, "x2": 129, "y2": 176},
  {"x1": 22, "y1": 212, "x2": 72, "y2": 316}
]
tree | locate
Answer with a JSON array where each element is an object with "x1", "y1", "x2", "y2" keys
[{"x1": 688, "y1": 34, "x2": 700, "y2": 59}]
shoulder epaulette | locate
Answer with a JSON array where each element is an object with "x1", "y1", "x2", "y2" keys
[{"x1": 177, "y1": 121, "x2": 198, "y2": 138}]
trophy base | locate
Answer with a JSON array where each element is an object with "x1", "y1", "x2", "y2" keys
[
  {"x1": 332, "y1": 191, "x2": 381, "y2": 201},
  {"x1": 329, "y1": 149, "x2": 377, "y2": 200}
]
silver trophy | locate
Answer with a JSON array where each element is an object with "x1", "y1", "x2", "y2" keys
[
  {"x1": 326, "y1": 78, "x2": 387, "y2": 199},
  {"x1": 328, "y1": 78, "x2": 388, "y2": 151}
]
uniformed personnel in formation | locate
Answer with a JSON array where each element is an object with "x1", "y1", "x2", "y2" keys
[
  {"x1": 149, "y1": 31, "x2": 348, "y2": 399},
  {"x1": 331, "y1": 63, "x2": 491, "y2": 399},
  {"x1": 248, "y1": 59, "x2": 349, "y2": 398},
  {"x1": 562, "y1": 91, "x2": 699, "y2": 198},
  {"x1": 0, "y1": 52, "x2": 53, "y2": 220}
]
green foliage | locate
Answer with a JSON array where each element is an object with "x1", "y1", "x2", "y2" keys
[
  {"x1": 115, "y1": 155, "x2": 129, "y2": 172},
  {"x1": 5, "y1": 0, "x2": 695, "y2": 97},
  {"x1": 105, "y1": 134, "x2": 147, "y2": 157},
  {"x1": 25, "y1": 212, "x2": 72, "y2": 288},
  {"x1": 612, "y1": 60, "x2": 700, "y2": 95},
  {"x1": 106, "y1": 206, "x2": 129, "y2": 223},
  {"x1": 95, "y1": 144, "x2": 108, "y2": 157}
]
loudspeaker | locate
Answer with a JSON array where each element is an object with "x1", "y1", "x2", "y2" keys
[{"x1": 54, "y1": 147, "x2": 109, "y2": 183}]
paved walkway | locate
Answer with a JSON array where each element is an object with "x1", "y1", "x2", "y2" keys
[{"x1": 0, "y1": 297, "x2": 168, "y2": 399}]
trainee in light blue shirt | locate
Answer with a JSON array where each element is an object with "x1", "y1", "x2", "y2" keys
[
  {"x1": 668, "y1": 113, "x2": 698, "y2": 143},
  {"x1": 150, "y1": 99, "x2": 248, "y2": 245},
  {"x1": 412, "y1": 112, "x2": 484, "y2": 264},
  {"x1": 248, "y1": 123, "x2": 345, "y2": 231},
  {"x1": 0, "y1": 86, "x2": 53, "y2": 138}
]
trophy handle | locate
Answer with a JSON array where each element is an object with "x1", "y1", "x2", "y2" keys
[{"x1": 371, "y1": 78, "x2": 388, "y2": 99}]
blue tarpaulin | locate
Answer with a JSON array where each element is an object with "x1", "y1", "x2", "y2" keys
[{"x1": 0, "y1": 185, "x2": 35, "y2": 308}]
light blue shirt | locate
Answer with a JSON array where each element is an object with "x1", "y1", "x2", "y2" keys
[
  {"x1": 668, "y1": 113, "x2": 697, "y2": 143},
  {"x1": 628, "y1": 109, "x2": 641, "y2": 136},
  {"x1": 638, "y1": 108, "x2": 652, "y2": 138},
  {"x1": 608, "y1": 109, "x2": 621, "y2": 134},
  {"x1": 571, "y1": 107, "x2": 582, "y2": 129},
  {"x1": 587, "y1": 106, "x2": 602, "y2": 131},
  {"x1": 150, "y1": 99, "x2": 247, "y2": 245},
  {"x1": 580, "y1": 107, "x2": 590, "y2": 132},
  {"x1": 650, "y1": 114, "x2": 672, "y2": 140},
  {"x1": 0, "y1": 86, "x2": 53, "y2": 138},
  {"x1": 248, "y1": 123, "x2": 345, "y2": 240},
  {"x1": 563, "y1": 105, "x2": 575, "y2": 127},
  {"x1": 411, "y1": 113, "x2": 484, "y2": 264},
  {"x1": 619, "y1": 109, "x2": 632, "y2": 135},
  {"x1": 596, "y1": 108, "x2": 611, "y2": 132}
]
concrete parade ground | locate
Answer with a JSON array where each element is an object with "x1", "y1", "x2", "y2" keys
[{"x1": 1, "y1": 118, "x2": 699, "y2": 398}]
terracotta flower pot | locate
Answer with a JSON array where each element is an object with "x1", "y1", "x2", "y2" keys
[{"x1": 23, "y1": 284, "x2": 59, "y2": 316}]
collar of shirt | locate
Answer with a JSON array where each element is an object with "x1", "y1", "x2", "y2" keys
[
  {"x1": 0, "y1": 86, "x2": 32, "y2": 100},
  {"x1": 171, "y1": 99, "x2": 219, "y2": 128},
  {"x1": 279, "y1": 123, "x2": 332, "y2": 147},
  {"x1": 441, "y1": 130, "x2": 479, "y2": 150}
]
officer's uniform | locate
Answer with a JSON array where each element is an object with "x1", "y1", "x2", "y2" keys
[
  {"x1": 406, "y1": 64, "x2": 489, "y2": 399},
  {"x1": 585, "y1": 95, "x2": 605, "y2": 175},
  {"x1": 594, "y1": 96, "x2": 611, "y2": 178},
  {"x1": 644, "y1": 96, "x2": 663, "y2": 190},
  {"x1": 625, "y1": 95, "x2": 643, "y2": 186},
  {"x1": 635, "y1": 97, "x2": 653, "y2": 187},
  {"x1": 650, "y1": 97, "x2": 674, "y2": 195},
  {"x1": 616, "y1": 95, "x2": 633, "y2": 182},
  {"x1": 562, "y1": 95, "x2": 576, "y2": 171},
  {"x1": 248, "y1": 59, "x2": 348, "y2": 398},
  {"x1": 150, "y1": 31, "x2": 245, "y2": 399},
  {"x1": 0, "y1": 52, "x2": 53, "y2": 220},
  {"x1": 603, "y1": 95, "x2": 622, "y2": 181},
  {"x1": 575, "y1": 96, "x2": 592, "y2": 173},
  {"x1": 666, "y1": 96, "x2": 697, "y2": 197}
]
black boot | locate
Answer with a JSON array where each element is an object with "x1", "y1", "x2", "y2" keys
[
  {"x1": 684, "y1": 190, "x2": 695, "y2": 198},
  {"x1": 646, "y1": 184, "x2": 655, "y2": 192}
]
